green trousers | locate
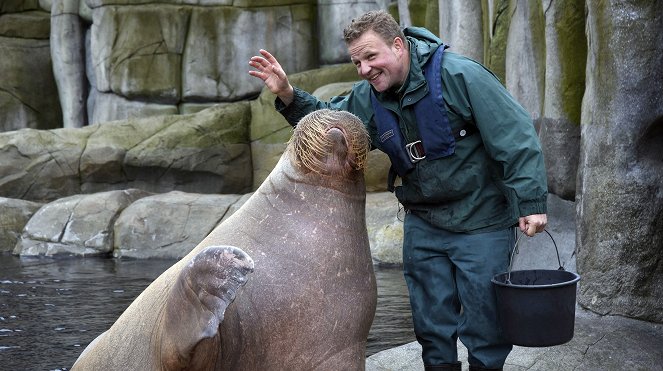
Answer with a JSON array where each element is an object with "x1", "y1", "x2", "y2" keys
[{"x1": 403, "y1": 212, "x2": 514, "y2": 368}]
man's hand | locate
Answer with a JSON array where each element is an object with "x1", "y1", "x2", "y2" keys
[
  {"x1": 519, "y1": 214, "x2": 547, "y2": 237},
  {"x1": 248, "y1": 49, "x2": 294, "y2": 106}
]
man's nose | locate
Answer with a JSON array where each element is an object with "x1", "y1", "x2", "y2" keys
[{"x1": 358, "y1": 63, "x2": 371, "y2": 77}]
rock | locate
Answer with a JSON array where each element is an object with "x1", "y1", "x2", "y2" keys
[
  {"x1": 366, "y1": 192, "x2": 403, "y2": 265},
  {"x1": 113, "y1": 191, "x2": 245, "y2": 259},
  {"x1": 0, "y1": 10, "x2": 50, "y2": 38},
  {"x1": 438, "y1": 0, "x2": 483, "y2": 62},
  {"x1": 84, "y1": 1, "x2": 317, "y2": 124},
  {"x1": 539, "y1": 0, "x2": 585, "y2": 200},
  {"x1": 0, "y1": 9, "x2": 62, "y2": 132},
  {"x1": 10, "y1": 190, "x2": 406, "y2": 262},
  {"x1": 0, "y1": 127, "x2": 91, "y2": 201},
  {"x1": 89, "y1": 90, "x2": 179, "y2": 125},
  {"x1": 505, "y1": 0, "x2": 545, "y2": 123},
  {"x1": 50, "y1": 0, "x2": 88, "y2": 128},
  {"x1": 14, "y1": 189, "x2": 151, "y2": 257},
  {"x1": 484, "y1": 0, "x2": 510, "y2": 82},
  {"x1": 89, "y1": 5, "x2": 189, "y2": 104},
  {"x1": 0, "y1": 198, "x2": 43, "y2": 253},
  {"x1": 0, "y1": 0, "x2": 42, "y2": 13},
  {"x1": 317, "y1": 0, "x2": 382, "y2": 65},
  {"x1": 0, "y1": 103, "x2": 252, "y2": 201},
  {"x1": 577, "y1": 0, "x2": 663, "y2": 323}
]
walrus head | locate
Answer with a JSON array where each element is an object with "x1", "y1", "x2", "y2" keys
[{"x1": 288, "y1": 109, "x2": 370, "y2": 179}]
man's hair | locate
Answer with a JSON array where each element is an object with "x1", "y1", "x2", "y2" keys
[{"x1": 343, "y1": 10, "x2": 406, "y2": 46}]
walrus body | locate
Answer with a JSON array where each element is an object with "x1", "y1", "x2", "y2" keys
[{"x1": 72, "y1": 109, "x2": 377, "y2": 370}]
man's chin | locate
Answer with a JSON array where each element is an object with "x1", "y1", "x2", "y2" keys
[{"x1": 370, "y1": 82, "x2": 387, "y2": 92}]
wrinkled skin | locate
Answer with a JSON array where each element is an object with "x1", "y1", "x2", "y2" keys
[{"x1": 72, "y1": 109, "x2": 377, "y2": 370}]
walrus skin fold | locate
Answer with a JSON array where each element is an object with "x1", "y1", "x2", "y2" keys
[{"x1": 71, "y1": 109, "x2": 378, "y2": 370}]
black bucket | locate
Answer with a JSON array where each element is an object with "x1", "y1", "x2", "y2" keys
[{"x1": 491, "y1": 230, "x2": 580, "y2": 347}]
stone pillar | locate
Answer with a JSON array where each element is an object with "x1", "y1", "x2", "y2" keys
[
  {"x1": 538, "y1": 0, "x2": 585, "y2": 200},
  {"x1": 577, "y1": 0, "x2": 663, "y2": 323},
  {"x1": 505, "y1": 0, "x2": 545, "y2": 122},
  {"x1": 317, "y1": 0, "x2": 382, "y2": 65},
  {"x1": 483, "y1": 0, "x2": 510, "y2": 82},
  {"x1": 438, "y1": 0, "x2": 483, "y2": 62},
  {"x1": 50, "y1": 0, "x2": 88, "y2": 128}
]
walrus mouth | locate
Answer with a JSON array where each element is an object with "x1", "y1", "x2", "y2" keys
[{"x1": 289, "y1": 109, "x2": 370, "y2": 175}]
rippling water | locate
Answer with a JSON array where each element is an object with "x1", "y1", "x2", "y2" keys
[{"x1": 0, "y1": 254, "x2": 414, "y2": 370}]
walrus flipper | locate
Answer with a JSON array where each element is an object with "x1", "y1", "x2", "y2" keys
[{"x1": 160, "y1": 245, "x2": 254, "y2": 369}]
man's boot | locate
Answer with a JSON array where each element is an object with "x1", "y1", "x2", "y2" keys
[
  {"x1": 424, "y1": 362, "x2": 462, "y2": 371},
  {"x1": 468, "y1": 365, "x2": 503, "y2": 371}
]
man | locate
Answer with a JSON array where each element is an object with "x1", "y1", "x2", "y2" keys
[{"x1": 248, "y1": 10, "x2": 547, "y2": 371}]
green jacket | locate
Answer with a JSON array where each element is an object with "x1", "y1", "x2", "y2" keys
[{"x1": 276, "y1": 27, "x2": 547, "y2": 233}]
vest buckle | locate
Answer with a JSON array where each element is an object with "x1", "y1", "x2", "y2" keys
[{"x1": 405, "y1": 141, "x2": 426, "y2": 163}]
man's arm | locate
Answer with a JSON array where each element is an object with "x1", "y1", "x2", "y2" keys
[{"x1": 446, "y1": 56, "x2": 549, "y2": 236}]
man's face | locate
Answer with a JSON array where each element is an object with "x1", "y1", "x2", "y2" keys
[{"x1": 348, "y1": 30, "x2": 409, "y2": 92}]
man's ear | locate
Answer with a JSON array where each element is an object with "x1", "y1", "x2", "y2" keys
[{"x1": 392, "y1": 37, "x2": 406, "y2": 54}]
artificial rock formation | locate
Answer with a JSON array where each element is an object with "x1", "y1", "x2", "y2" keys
[
  {"x1": 438, "y1": 0, "x2": 483, "y2": 62},
  {"x1": 577, "y1": 0, "x2": 663, "y2": 323},
  {"x1": 113, "y1": 191, "x2": 245, "y2": 260},
  {"x1": 0, "y1": 103, "x2": 252, "y2": 202},
  {"x1": 505, "y1": 0, "x2": 546, "y2": 124},
  {"x1": 0, "y1": 6, "x2": 61, "y2": 132},
  {"x1": 15, "y1": 189, "x2": 151, "y2": 257},
  {"x1": 538, "y1": 0, "x2": 585, "y2": 200},
  {"x1": 0, "y1": 197, "x2": 43, "y2": 253},
  {"x1": 51, "y1": 0, "x2": 88, "y2": 128}
]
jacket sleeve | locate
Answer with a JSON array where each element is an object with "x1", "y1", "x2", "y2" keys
[
  {"x1": 275, "y1": 87, "x2": 331, "y2": 127},
  {"x1": 450, "y1": 60, "x2": 548, "y2": 217}
]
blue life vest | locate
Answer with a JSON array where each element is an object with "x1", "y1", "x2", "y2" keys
[{"x1": 371, "y1": 44, "x2": 462, "y2": 178}]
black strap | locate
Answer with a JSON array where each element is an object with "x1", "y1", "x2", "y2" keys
[{"x1": 386, "y1": 123, "x2": 477, "y2": 192}]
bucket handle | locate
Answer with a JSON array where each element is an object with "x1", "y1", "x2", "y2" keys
[{"x1": 507, "y1": 229, "x2": 564, "y2": 284}]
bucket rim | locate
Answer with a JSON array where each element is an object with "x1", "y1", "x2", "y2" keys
[{"x1": 491, "y1": 269, "x2": 580, "y2": 289}]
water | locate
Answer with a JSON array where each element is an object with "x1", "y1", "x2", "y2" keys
[{"x1": 0, "y1": 254, "x2": 414, "y2": 370}]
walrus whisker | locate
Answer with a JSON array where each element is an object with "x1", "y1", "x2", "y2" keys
[{"x1": 289, "y1": 109, "x2": 370, "y2": 175}]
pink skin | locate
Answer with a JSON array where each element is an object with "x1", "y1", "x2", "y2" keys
[
  {"x1": 248, "y1": 50, "x2": 294, "y2": 105},
  {"x1": 519, "y1": 214, "x2": 548, "y2": 236},
  {"x1": 347, "y1": 30, "x2": 410, "y2": 92}
]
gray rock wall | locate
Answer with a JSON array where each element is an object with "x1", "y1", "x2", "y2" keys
[
  {"x1": 577, "y1": 0, "x2": 663, "y2": 323},
  {"x1": 113, "y1": 191, "x2": 245, "y2": 259},
  {"x1": 317, "y1": 0, "x2": 383, "y2": 64},
  {"x1": 0, "y1": 198, "x2": 43, "y2": 253},
  {"x1": 438, "y1": 0, "x2": 483, "y2": 62},
  {"x1": 505, "y1": 0, "x2": 545, "y2": 123},
  {"x1": 538, "y1": 0, "x2": 585, "y2": 200},
  {"x1": 0, "y1": 103, "x2": 252, "y2": 202},
  {"x1": 51, "y1": 0, "x2": 88, "y2": 128},
  {"x1": 0, "y1": 8, "x2": 62, "y2": 131},
  {"x1": 15, "y1": 189, "x2": 150, "y2": 256},
  {"x1": 86, "y1": 2, "x2": 317, "y2": 124}
]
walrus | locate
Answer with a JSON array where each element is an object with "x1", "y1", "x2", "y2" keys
[{"x1": 72, "y1": 108, "x2": 377, "y2": 370}]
